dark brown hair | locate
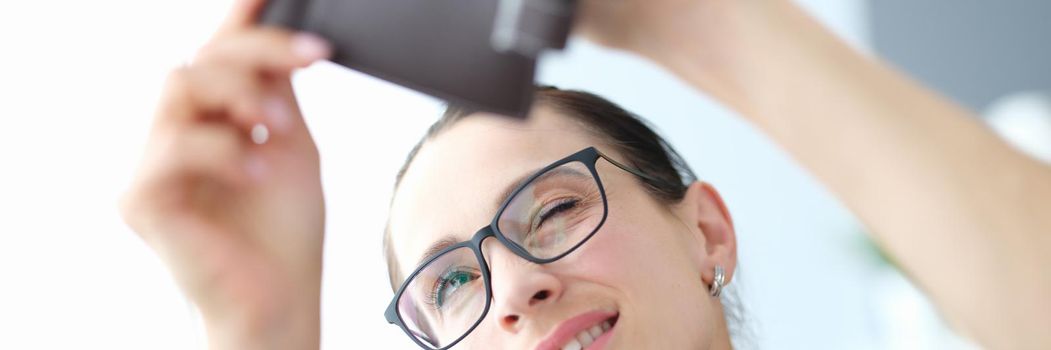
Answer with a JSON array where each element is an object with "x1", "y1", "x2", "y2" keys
[{"x1": 384, "y1": 86, "x2": 698, "y2": 289}]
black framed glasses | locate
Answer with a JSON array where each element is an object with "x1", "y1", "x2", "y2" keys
[{"x1": 384, "y1": 146, "x2": 679, "y2": 349}]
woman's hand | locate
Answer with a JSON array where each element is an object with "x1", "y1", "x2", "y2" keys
[
  {"x1": 574, "y1": 0, "x2": 775, "y2": 110},
  {"x1": 574, "y1": 0, "x2": 727, "y2": 52},
  {"x1": 120, "y1": 0, "x2": 331, "y2": 348}
]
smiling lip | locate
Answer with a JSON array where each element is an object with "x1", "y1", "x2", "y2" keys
[{"x1": 535, "y1": 310, "x2": 618, "y2": 350}]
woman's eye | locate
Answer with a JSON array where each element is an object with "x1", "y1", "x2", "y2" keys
[
  {"x1": 433, "y1": 269, "x2": 479, "y2": 309},
  {"x1": 534, "y1": 198, "x2": 580, "y2": 230}
]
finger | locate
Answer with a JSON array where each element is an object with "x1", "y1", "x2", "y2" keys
[
  {"x1": 196, "y1": 28, "x2": 331, "y2": 74},
  {"x1": 156, "y1": 64, "x2": 292, "y2": 134},
  {"x1": 122, "y1": 123, "x2": 253, "y2": 237},
  {"x1": 216, "y1": 0, "x2": 267, "y2": 37},
  {"x1": 157, "y1": 123, "x2": 253, "y2": 187}
]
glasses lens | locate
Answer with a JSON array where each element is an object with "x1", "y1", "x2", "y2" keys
[
  {"x1": 397, "y1": 246, "x2": 487, "y2": 349},
  {"x1": 497, "y1": 161, "x2": 606, "y2": 260}
]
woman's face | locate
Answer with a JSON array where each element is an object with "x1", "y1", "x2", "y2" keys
[{"x1": 388, "y1": 106, "x2": 736, "y2": 349}]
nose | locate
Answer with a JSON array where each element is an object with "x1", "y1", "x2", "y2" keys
[{"x1": 483, "y1": 241, "x2": 564, "y2": 333}]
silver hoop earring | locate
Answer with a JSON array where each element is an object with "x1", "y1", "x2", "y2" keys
[{"x1": 709, "y1": 265, "x2": 725, "y2": 297}]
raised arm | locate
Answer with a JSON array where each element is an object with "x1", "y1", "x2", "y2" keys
[
  {"x1": 121, "y1": 0, "x2": 331, "y2": 348},
  {"x1": 578, "y1": 0, "x2": 1051, "y2": 347}
]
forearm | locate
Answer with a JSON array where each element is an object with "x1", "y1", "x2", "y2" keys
[{"x1": 646, "y1": 0, "x2": 1051, "y2": 346}]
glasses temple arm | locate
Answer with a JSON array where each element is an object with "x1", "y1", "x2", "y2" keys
[{"x1": 598, "y1": 153, "x2": 688, "y2": 191}]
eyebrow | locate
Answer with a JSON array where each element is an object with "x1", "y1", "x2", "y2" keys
[
  {"x1": 415, "y1": 236, "x2": 461, "y2": 269},
  {"x1": 492, "y1": 165, "x2": 588, "y2": 212},
  {"x1": 412, "y1": 164, "x2": 590, "y2": 268}
]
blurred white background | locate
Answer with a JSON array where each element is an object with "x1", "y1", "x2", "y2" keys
[{"x1": 7, "y1": 0, "x2": 1045, "y2": 348}]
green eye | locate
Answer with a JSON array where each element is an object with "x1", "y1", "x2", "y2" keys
[{"x1": 433, "y1": 269, "x2": 479, "y2": 309}]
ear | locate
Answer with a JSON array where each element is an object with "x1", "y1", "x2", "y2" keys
[{"x1": 676, "y1": 181, "x2": 737, "y2": 286}]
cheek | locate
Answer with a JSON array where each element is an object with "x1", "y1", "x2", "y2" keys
[
  {"x1": 571, "y1": 217, "x2": 695, "y2": 292},
  {"x1": 567, "y1": 212, "x2": 717, "y2": 346},
  {"x1": 570, "y1": 193, "x2": 696, "y2": 282},
  {"x1": 457, "y1": 324, "x2": 504, "y2": 350}
]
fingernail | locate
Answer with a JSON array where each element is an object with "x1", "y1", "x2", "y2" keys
[
  {"x1": 291, "y1": 33, "x2": 332, "y2": 61},
  {"x1": 244, "y1": 154, "x2": 267, "y2": 182},
  {"x1": 263, "y1": 97, "x2": 292, "y2": 132},
  {"x1": 251, "y1": 123, "x2": 270, "y2": 145}
]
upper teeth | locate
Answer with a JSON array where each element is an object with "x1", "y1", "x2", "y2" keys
[{"x1": 561, "y1": 320, "x2": 612, "y2": 350}]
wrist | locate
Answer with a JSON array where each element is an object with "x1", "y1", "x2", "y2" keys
[
  {"x1": 202, "y1": 293, "x2": 321, "y2": 350},
  {"x1": 633, "y1": 0, "x2": 816, "y2": 118},
  {"x1": 197, "y1": 269, "x2": 322, "y2": 350}
]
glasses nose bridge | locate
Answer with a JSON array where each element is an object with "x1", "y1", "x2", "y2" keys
[
  {"x1": 469, "y1": 225, "x2": 500, "y2": 267},
  {"x1": 471, "y1": 224, "x2": 539, "y2": 270},
  {"x1": 469, "y1": 225, "x2": 495, "y2": 247}
]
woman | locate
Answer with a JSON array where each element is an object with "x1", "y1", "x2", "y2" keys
[
  {"x1": 120, "y1": 0, "x2": 1051, "y2": 348},
  {"x1": 383, "y1": 88, "x2": 740, "y2": 349}
]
